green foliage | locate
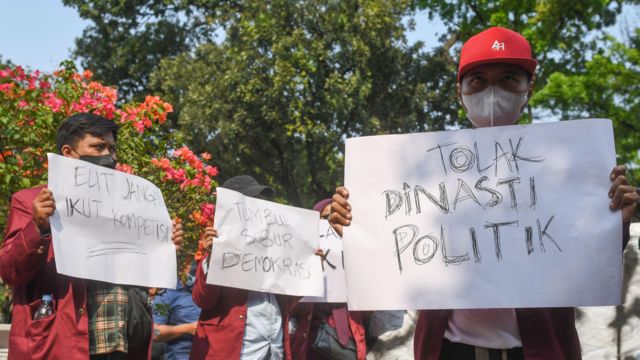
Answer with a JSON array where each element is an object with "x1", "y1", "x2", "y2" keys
[
  {"x1": 68, "y1": 0, "x2": 640, "y2": 206},
  {"x1": 151, "y1": 0, "x2": 457, "y2": 206},
  {"x1": 62, "y1": 0, "x2": 216, "y2": 102},
  {"x1": 533, "y1": 29, "x2": 640, "y2": 182}
]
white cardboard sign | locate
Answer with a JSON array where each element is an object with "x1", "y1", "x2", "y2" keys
[
  {"x1": 343, "y1": 119, "x2": 622, "y2": 310},
  {"x1": 301, "y1": 220, "x2": 348, "y2": 303},
  {"x1": 48, "y1": 153, "x2": 177, "y2": 288},
  {"x1": 206, "y1": 188, "x2": 324, "y2": 297}
]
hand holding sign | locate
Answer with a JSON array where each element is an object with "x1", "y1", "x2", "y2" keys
[
  {"x1": 202, "y1": 227, "x2": 217, "y2": 253},
  {"x1": 32, "y1": 188, "x2": 56, "y2": 234},
  {"x1": 172, "y1": 219, "x2": 184, "y2": 250},
  {"x1": 608, "y1": 165, "x2": 639, "y2": 223},
  {"x1": 329, "y1": 187, "x2": 351, "y2": 237}
]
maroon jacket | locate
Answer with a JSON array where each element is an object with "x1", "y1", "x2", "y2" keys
[
  {"x1": 0, "y1": 186, "x2": 151, "y2": 360},
  {"x1": 413, "y1": 225, "x2": 631, "y2": 360},
  {"x1": 414, "y1": 308, "x2": 581, "y2": 360},
  {"x1": 190, "y1": 254, "x2": 299, "y2": 360}
]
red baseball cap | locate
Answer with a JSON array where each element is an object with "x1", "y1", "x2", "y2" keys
[{"x1": 458, "y1": 26, "x2": 537, "y2": 81}]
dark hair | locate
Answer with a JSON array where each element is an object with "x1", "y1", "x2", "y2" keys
[{"x1": 56, "y1": 113, "x2": 119, "y2": 154}]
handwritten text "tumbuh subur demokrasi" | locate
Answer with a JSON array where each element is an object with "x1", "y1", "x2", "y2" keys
[
  {"x1": 383, "y1": 137, "x2": 561, "y2": 274},
  {"x1": 63, "y1": 165, "x2": 171, "y2": 242},
  {"x1": 220, "y1": 203, "x2": 312, "y2": 279}
]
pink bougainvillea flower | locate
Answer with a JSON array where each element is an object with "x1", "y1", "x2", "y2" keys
[
  {"x1": 13, "y1": 66, "x2": 25, "y2": 81},
  {"x1": 116, "y1": 163, "x2": 134, "y2": 174},
  {"x1": 203, "y1": 175, "x2": 212, "y2": 191},
  {"x1": 0, "y1": 82, "x2": 15, "y2": 94},
  {"x1": 173, "y1": 168, "x2": 187, "y2": 182},
  {"x1": 27, "y1": 76, "x2": 37, "y2": 90},
  {"x1": 43, "y1": 93, "x2": 64, "y2": 113},
  {"x1": 206, "y1": 165, "x2": 219, "y2": 177},
  {"x1": 159, "y1": 158, "x2": 171, "y2": 169},
  {"x1": 201, "y1": 202, "x2": 215, "y2": 218},
  {"x1": 39, "y1": 80, "x2": 51, "y2": 90},
  {"x1": 133, "y1": 121, "x2": 145, "y2": 133}
]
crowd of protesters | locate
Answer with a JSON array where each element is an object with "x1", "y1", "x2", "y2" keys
[{"x1": 1, "y1": 26, "x2": 638, "y2": 360}]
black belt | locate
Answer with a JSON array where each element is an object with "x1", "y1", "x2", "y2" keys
[{"x1": 440, "y1": 338, "x2": 524, "y2": 360}]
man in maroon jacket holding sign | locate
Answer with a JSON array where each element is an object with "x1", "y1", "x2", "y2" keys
[
  {"x1": 328, "y1": 27, "x2": 639, "y2": 360},
  {"x1": 1, "y1": 113, "x2": 184, "y2": 360}
]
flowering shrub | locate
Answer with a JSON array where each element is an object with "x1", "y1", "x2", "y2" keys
[{"x1": 0, "y1": 61, "x2": 217, "y2": 321}]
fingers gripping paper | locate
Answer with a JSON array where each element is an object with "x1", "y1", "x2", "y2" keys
[
  {"x1": 206, "y1": 188, "x2": 324, "y2": 296},
  {"x1": 47, "y1": 153, "x2": 177, "y2": 288},
  {"x1": 343, "y1": 119, "x2": 622, "y2": 310}
]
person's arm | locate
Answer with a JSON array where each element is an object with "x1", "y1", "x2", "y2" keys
[
  {"x1": 0, "y1": 188, "x2": 55, "y2": 287},
  {"x1": 191, "y1": 227, "x2": 224, "y2": 310},
  {"x1": 608, "y1": 165, "x2": 638, "y2": 249},
  {"x1": 153, "y1": 322, "x2": 197, "y2": 342}
]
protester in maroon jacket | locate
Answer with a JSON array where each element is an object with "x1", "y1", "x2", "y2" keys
[
  {"x1": 328, "y1": 27, "x2": 639, "y2": 360},
  {"x1": 190, "y1": 175, "x2": 305, "y2": 360},
  {"x1": 0, "y1": 113, "x2": 184, "y2": 360},
  {"x1": 290, "y1": 199, "x2": 367, "y2": 360}
]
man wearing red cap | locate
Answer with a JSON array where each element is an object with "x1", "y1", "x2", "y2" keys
[{"x1": 328, "y1": 27, "x2": 639, "y2": 359}]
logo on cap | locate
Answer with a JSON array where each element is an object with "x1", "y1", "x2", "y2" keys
[{"x1": 491, "y1": 40, "x2": 505, "y2": 51}]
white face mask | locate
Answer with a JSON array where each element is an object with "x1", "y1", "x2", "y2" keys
[{"x1": 461, "y1": 86, "x2": 528, "y2": 128}]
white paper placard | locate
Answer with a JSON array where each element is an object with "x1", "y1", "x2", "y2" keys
[
  {"x1": 343, "y1": 119, "x2": 622, "y2": 310},
  {"x1": 48, "y1": 153, "x2": 177, "y2": 288},
  {"x1": 301, "y1": 220, "x2": 348, "y2": 303},
  {"x1": 206, "y1": 188, "x2": 324, "y2": 296}
]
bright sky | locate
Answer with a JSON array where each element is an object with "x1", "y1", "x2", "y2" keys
[
  {"x1": 0, "y1": 1, "x2": 442, "y2": 73},
  {"x1": 0, "y1": 1, "x2": 636, "y2": 73},
  {"x1": 0, "y1": 0, "x2": 90, "y2": 71}
]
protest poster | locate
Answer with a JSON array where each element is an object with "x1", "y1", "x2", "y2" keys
[
  {"x1": 206, "y1": 187, "x2": 323, "y2": 296},
  {"x1": 301, "y1": 220, "x2": 348, "y2": 303},
  {"x1": 47, "y1": 153, "x2": 177, "y2": 288},
  {"x1": 343, "y1": 119, "x2": 622, "y2": 310}
]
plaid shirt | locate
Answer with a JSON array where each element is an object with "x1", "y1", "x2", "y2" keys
[{"x1": 86, "y1": 282, "x2": 129, "y2": 355}]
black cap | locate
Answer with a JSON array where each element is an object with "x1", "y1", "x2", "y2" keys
[{"x1": 222, "y1": 175, "x2": 274, "y2": 198}]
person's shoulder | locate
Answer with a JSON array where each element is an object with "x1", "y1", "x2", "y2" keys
[{"x1": 11, "y1": 184, "x2": 47, "y2": 204}]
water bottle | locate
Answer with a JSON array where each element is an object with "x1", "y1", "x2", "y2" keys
[{"x1": 33, "y1": 294, "x2": 54, "y2": 320}]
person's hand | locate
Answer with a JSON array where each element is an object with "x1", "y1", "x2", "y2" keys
[
  {"x1": 172, "y1": 219, "x2": 184, "y2": 250},
  {"x1": 609, "y1": 165, "x2": 638, "y2": 224},
  {"x1": 314, "y1": 248, "x2": 324, "y2": 257},
  {"x1": 32, "y1": 188, "x2": 55, "y2": 234},
  {"x1": 185, "y1": 321, "x2": 197, "y2": 336},
  {"x1": 328, "y1": 186, "x2": 351, "y2": 236},
  {"x1": 202, "y1": 227, "x2": 217, "y2": 253}
]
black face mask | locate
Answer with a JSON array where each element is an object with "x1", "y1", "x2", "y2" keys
[{"x1": 79, "y1": 154, "x2": 117, "y2": 169}]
